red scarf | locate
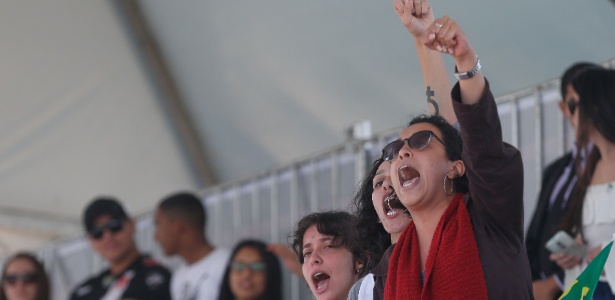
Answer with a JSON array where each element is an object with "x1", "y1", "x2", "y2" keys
[{"x1": 384, "y1": 193, "x2": 488, "y2": 300}]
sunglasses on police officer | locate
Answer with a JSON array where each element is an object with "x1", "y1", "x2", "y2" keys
[
  {"x1": 88, "y1": 219, "x2": 124, "y2": 240},
  {"x1": 381, "y1": 130, "x2": 446, "y2": 161}
]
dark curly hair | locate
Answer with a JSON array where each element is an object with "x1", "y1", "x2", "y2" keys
[
  {"x1": 218, "y1": 240, "x2": 282, "y2": 300},
  {"x1": 408, "y1": 114, "x2": 469, "y2": 193},
  {"x1": 291, "y1": 211, "x2": 368, "y2": 277},
  {"x1": 352, "y1": 158, "x2": 392, "y2": 270},
  {"x1": 0, "y1": 252, "x2": 50, "y2": 300}
]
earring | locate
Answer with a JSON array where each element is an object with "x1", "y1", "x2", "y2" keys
[{"x1": 443, "y1": 173, "x2": 454, "y2": 195}]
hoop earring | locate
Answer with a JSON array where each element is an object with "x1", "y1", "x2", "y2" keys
[{"x1": 443, "y1": 173, "x2": 454, "y2": 195}]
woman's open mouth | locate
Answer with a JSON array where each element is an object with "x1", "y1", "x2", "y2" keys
[
  {"x1": 384, "y1": 191, "x2": 408, "y2": 218},
  {"x1": 312, "y1": 272, "x2": 330, "y2": 293},
  {"x1": 398, "y1": 165, "x2": 420, "y2": 188}
]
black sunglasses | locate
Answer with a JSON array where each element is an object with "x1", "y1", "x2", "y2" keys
[
  {"x1": 566, "y1": 99, "x2": 579, "y2": 115},
  {"x1": 89, "y1": 219, "x2": 124, "y2": 240},
  {"x1": 381, "y1": 130, "x2": 446, "y2": 161},
  {"x1": 230, "y1": 261, "x2": 267, "y2": 272},
  {"x1": 3, "y1": 273, "x2": 38, "y2": 285}
]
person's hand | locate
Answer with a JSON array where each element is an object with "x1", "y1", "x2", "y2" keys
[
  {"x1": 549, "y1": 236, "x2": 585, "y2": 269},
  {"x1": 393, "y1": 0, "x2": 433, "y2": 38},
  {"x1": 532, "y1": 278, "x2": 561, "y2": 300},
  {"x1": 422, "y1": 16, "x2": 475, "y2": 63},
  {"x1": 585, "y1": 245, "x2": 603, "y2": 264},
  {"x1": 549, "y1": 252, "x2": 582, "y2": 270},
  {"x1": 267, "y1": 243, "x2": 304, "y2": 279}
]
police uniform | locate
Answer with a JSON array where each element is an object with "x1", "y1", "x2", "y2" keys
[{"x1": 70, "y1": 255, "x2": 171, "y2": 300}]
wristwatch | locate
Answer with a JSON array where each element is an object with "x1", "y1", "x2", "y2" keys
[{"x1": 454, "y1": 56, "x2": 481, "y2": 80}]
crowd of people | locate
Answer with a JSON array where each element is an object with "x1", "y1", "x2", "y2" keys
[
  {"x1": 4, "y1": 192, "x2": 286, "y2": 300},
  {"x1": 2, "y1": 0, "x2": 614, "y2": 299}
]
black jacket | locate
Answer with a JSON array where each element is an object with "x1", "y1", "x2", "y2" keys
[
  {"x1": 70, "y1": 255, "x2": 171, "y2": 300},
  {"x1": 525, "y1": 152, "x2": 575, "y2": 286}
]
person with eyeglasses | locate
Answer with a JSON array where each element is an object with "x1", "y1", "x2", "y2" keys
[
  {"x1": 217, "y1": 240, "x2": 282, "y2": 300},
  {"x1": 0, "y1": 252, "x2": 49, "y2": 300},
  {"x1": 70, "y1": 197, "x2": 172, "y2": 300},
  {"x1": 154, "y1": 192, "x2": 230, "y2": 300},
  {"x1": 550, "y1": 68, "x2": 615, "y2": 299},
  {"x1": 381, "y1": 16, "x2": 534, "y2": 299},
  {"x1": 524, "y1": 62, "x2": 601, "y2": 300},
  {"x1": 347, "y1": 1, "x2": 457, "y2": 299}
]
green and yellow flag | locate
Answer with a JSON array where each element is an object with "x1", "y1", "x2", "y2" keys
[{"x1": 559, "y1": 241, "x2": 613, "y2": 300}]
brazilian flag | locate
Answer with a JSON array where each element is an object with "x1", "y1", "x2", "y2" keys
[{"x1": 559, "y1": 241, "x2": 613, "y2": 299}]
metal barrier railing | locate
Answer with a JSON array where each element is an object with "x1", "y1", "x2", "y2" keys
[{"x1": 4, "y1": 58, "x2": 614, "y2": 300}]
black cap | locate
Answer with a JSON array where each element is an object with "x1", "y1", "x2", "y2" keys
[{"x1": 83, "y1": 197, "x2": 129, "y2": 232}]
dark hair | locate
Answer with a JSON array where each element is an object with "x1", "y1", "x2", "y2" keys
[
  {"x1": 408, "y1": 114, "x2": 469, "y2": 193},
  {"x1": 352, "y1": 158, "x2": 391, "y2": 270},
  {"x1": 83, "y1": 197, "x2": 129, "y2": 232},
  {"x1": 218, "y1": 240, "x2": 282, "y2": 300},
  {"x1": 157, "y1": 192, "x2": 206, "y2": 231},
  {"x1": 560, "y1": 62, "x2": 600, "y2": 100},
  {"x1": 560, "y1": 68, "x2": 615, "y2": 236},
  {"x1": 0, "y1": 252, "x2": 50, "y2": 300},
  {"x1": 574, "y1": 69, "x2": 615, "y2": 147},
  {"x1": 291, "y1": 211, "x2": 368, "y2": 277}
]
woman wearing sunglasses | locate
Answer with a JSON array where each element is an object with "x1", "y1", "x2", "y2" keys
[
  {"x1": 348, "y1": 1, "x2": 458, "y2": 299},
  {"x1": 524, "y1": 62, "x2": 601, "y2": 300},
  {"x1": 218, "y1": 240, "x2": 282, "y2": 300},
  {"x1": 0, "y1": 252, "x2": 50, "y2": 300},
  {"x1": 382, "y1": 16, "x2": 533, "y2": 299},
  {"x1": 552, "y1": 68, "x2": 615, "y2": 299}
]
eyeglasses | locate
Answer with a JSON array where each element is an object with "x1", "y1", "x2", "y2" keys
[
  {"x1": 381, "y1": 130, "x2": 446, "y2": 161},
  {"x1": 89, "y1": 219, "x2": 124, "y2": 240},
  {"x1": 230, "y1": 261, "x2": 267, "y2": 272},
  {"x1": 3, "y1": 273, "x2": 38, "y2": 285},
  {"x1": 566, "y1": 99, "x2": 579, "y2": 115}
]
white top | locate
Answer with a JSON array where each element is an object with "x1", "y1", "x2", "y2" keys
[
  {"x1": 171, "y1": 248, "x2": 231, "y2": 300},
  {"x1": 564, "y1": 182, "x2": 615, "y2": 291},
  {"x1": 357, "y1": 273, "x2": 375, "y2": 300},
  {"x1": 347, "y1": 273, "x2": 374, "y2": 300}
]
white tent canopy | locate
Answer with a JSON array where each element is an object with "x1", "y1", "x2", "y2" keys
[
  {"x1": 0, "y1": 0, "x2": 614, "y2": 255},
  {"x1": 0, "y1": 1, "x2": 197, "y2": 254}
]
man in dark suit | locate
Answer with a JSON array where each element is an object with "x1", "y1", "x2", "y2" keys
[{"x1": 525, "y1": 62, "x2": 600, "y2": 300}]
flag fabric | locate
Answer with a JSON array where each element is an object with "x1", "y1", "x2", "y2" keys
[{"x1": 559, "y1": 241, "x2": 613, "y2": 300}]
